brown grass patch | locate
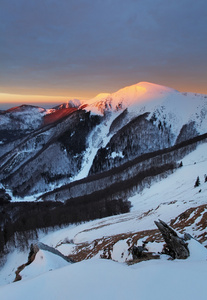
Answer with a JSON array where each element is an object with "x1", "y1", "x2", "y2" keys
[{"x1": 68, "y1": 204, "x2": 207, "y2": 262}]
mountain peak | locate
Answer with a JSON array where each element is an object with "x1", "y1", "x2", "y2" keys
[
  {"x1": 53, "y1": 99, "x2": 81, "y2": 110},
  {"x1": 113, "y1": 81, "x2": 178, "y2": 101},
  {"x1": 136, "y1": 81, "x2": 177, "y2": 92},
  {"x1": 6, "y1": 104, "x2": 46, "y2": 113},
  {"x1": 83, "y1": 81, "x2": 178, "y2": 115}
]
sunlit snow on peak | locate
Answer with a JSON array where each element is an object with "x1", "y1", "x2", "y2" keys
[
  {"x1": 136, "y1": 81, "x2": 178, "y2": 93},
  {"x1": 83, "y1": 81, "x2": 180, "y2": 116}
]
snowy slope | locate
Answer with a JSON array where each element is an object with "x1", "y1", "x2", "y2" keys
[
  {"x1": 20, "y1": 249, "x2": 69, "y2": 281},
  {"x1": 0, "y1": 248, "x2": 69, "y2": 286},
  {"x1": 0, "y1": 105, "x2": 47, "y2": 131},
  {"x1": 0, "y1": 142, "x2": 207, "y2": 299},
  {"x1": 0, "y1": 246, "x2": 206, "y2": 300},
  {"x1": 38, "y1": 143, "x2": 207, "y2": 256},
  {"x1": 69, "y1": 82, "x2": 207, "y2": 181}
]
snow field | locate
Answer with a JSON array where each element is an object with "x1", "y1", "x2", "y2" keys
[{"x1": 0, "y1": 254, "x2": 207, "y2": 300}]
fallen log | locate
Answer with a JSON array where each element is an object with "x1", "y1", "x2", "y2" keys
[{"x1": 154, "y1": 219, "x2": 190, "y2": 259}]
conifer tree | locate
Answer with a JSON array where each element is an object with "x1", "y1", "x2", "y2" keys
[{"x1": 194, "y1": 176, "x2": 200, "y2": 187}]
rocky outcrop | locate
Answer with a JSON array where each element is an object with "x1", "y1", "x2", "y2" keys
[{"x1": 155, "y1": 219, "x2": 190, "y2": 259}]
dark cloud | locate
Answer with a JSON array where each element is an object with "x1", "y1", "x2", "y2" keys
[{"x1": 0, "y1": 0, "x2": 207, "y2": 96}]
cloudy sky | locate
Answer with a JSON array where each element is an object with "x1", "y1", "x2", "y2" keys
[{"x1": 0, "y1": 0, "x2": 207, "y2": 108}]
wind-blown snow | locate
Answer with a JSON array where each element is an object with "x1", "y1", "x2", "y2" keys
[
  {"x1": 21, "y1": 249, "x2": 69, "y2": 280},
  {"x1": 188, "y1": 238, "x2": 207, "y2": 261},
  {"x1": 0, "y1": 250, "x2": 28, "y2": 286},
  {"x1": 0, "y1": 256, "x2": 206, "y2": 300}
]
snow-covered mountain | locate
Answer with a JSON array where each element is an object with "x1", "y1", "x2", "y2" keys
[
  {"x1": 0, "y1": 105, "x2": 46, "y2": 131},
  {"x1": 53, "y1": 99, "x2": 81, "y2": 110},
  {"x1": 0, "y1": 81, "x2": 207, "y2": 299},
  {"x1": 0, "y1": 82, "x2": 207, "y2": 199},
  {"x1": 85, "y1": 82, "x2": 207, "y2": 138}
]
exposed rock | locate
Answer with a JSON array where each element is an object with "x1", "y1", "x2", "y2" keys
[
  {"x1": 128, "y1": 244, "x2": 160, "y2": 264},
  {"x1": 132, "y1": 245, "x2": 145, "y2": 259},
  {"x1": 155, "y1": 219, "x2": 190, "y2": 259}
]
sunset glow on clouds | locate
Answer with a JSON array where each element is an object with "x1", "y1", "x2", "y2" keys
[{"x1": 0, "y1": 0, "x2": 207, "y2": 109}]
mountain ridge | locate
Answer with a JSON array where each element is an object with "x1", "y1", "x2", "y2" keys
[
  {"x1": 0, "y1": 81, "x2": 207, "y2": 199},
  {"x1": 0, "y1": 82, "x2": 207, "y2": 296}
]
